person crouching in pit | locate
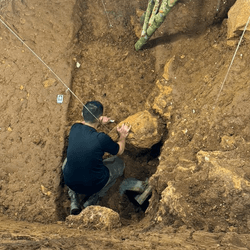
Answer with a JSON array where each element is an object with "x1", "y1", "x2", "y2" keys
[{"x1": 62, "y1": 101, "x2": 131, "y2": 215}]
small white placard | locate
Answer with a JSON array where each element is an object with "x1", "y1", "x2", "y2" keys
[{"x1": 57, "y1": 95, "x2": 63, "y2": 104}]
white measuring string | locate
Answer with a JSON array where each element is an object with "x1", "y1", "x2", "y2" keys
[
  {"x1": 216, "y1": 0, "x2": 221, "y2": 12},
  {"x1": 0, "y1": 15, "x2": 102, "y2": 124},
  {"x1": 213, "y1": 14, "x2": 250, "y2": 109},
  {"x1": 100, "y1": 0, "x2": 113, "y2": 27}
]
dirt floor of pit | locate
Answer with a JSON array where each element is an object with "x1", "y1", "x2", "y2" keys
[
  {"x1": 2, "y1": 0, "x2": 250, "y2": 249},
  {"x1": 2, "y1": 213, "x2": 250, "y2": 250}
]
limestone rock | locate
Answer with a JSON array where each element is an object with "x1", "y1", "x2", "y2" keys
[
  {"x1": 162, "y1": 56, "x2": 175, "y2": 81},
  {"x1": 155, "y1": 181, "x2": 188, "y2": 224},
  {"x1": 109, "y1": 110, "x2": 163, "y2": 149},
  {"x1": 227, "y1": 0, "x2": 250, "y2": 43},
  {"x1": 152, "y1": 80, "x2": 173, "y2": 120},
  {"x1": 151, "y1": 149, "x2": 250, "y2": 233},
  {"x1": 65, "y1": 206, "x2": 121, "y2": 230}
]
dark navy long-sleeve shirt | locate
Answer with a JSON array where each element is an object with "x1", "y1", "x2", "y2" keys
[{"x1": 63, "y1": 123, "x2": 119, "y2": 195}]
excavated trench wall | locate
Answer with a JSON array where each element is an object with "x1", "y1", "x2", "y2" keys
[
  {"x1": 0, "y1": 0, "x2": 76, "y2": 222},
  {"x1": 144, "y1": 0, "x2": 250, "y2": 234},
  {"x1": 0, "y1": 0, "x2": 241, "y2": 229}
]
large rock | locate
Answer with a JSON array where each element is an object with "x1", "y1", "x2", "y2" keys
[
  {"x1": 109, "y1": 110, "x2": 163, "y2": 149},
  {"x1": 150, "y1": 147, "x2": 250, "y2": 233},
  {"x1": 227, "y1": 0, "x2": 250, "y2": 44},
  {"x1": 65, "y1": 206, "x2": 121, "y2": 230}
]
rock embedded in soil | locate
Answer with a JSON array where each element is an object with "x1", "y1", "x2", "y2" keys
[
  {"x1": 152, "y1": 80, "x2": 173, "y2": 121},
  {"x1": 109, "y1": 110, "x2": 163, "y2": 150},
  {"x1": 227, "y1": 0, "x2": 250, "y2": 44},
  {"x1": 162, "y1": 56, "x2": 175, "y2": 81},
  {"x1": 151, "y1": 147, "x2": 250, "y2": 233},
  {"x1": 65, "y1": 206, "x2": 121, "y2": 230}
]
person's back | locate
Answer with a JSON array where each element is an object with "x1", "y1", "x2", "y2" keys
[{"x1": 63, "y1": 123, "x2": 119, "y2": 196}]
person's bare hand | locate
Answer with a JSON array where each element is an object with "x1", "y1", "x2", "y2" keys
[
  {"x1": 117, "y1": 123, "x2": 131, "y2": 138},
  {"x1": 99, "y1": 116, "x2": 111, "y2": 124}
]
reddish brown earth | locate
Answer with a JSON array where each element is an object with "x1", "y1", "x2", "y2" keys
[{"x1": 1, "y1": 0, "x2": 250, "y2": 249}]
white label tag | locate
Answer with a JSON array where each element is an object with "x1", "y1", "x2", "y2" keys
[{"x1": 57, "y1": 95, "x2": 63, "y2": 104}]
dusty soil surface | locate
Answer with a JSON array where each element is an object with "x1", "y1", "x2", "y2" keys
[
  {"x1": 2, "y1": 213, "x2": 250, "y2": 250},
  {"x1": 1, "y1": 0, "x2": 250, "y2": 249},
  {"x1": 0, "y1": 0, "x2": 74, "y2": 222}
]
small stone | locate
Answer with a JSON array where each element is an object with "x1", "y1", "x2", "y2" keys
[
  {"x1": 20, "y1": 18, "x2": 26, "y2": 24},
  {"x1": 43, "y1": 78, "x2": 56, "y2": 88},
  {"x1": 41, "y1": 185, "x2": 51, "y2": 196},
  {"x1": 163, "y1": 56, "x2": 175, "y2": 81},
  {"x1": 182, "y1": 129, "x2": 188, "y2": 134}
]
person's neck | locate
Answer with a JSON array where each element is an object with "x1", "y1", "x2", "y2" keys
[{"x1": 83, "y1": 121, "x2": 99, "y2": 129}]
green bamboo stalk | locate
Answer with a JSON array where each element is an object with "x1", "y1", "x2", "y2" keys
[
  {"x1": 148, "y1": 0, "x2": 160, "y2": 27},
  {"x1": 147, "y1": 0, "x2": 175, "y2": 37},
  {"x1": 135, "y1": 0, "x2": 178, "y2": 51},
  {"x1": 141, "y1": 0, "x2": 155, "y2": 37}
]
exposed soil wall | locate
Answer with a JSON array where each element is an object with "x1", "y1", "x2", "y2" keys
[
  {"x1": 145, "y1": 1, "x2": 250, "y2": 234},
  {"x1": 0, "y1": 0, "x2": 75, "y2": 222},
  {"x1": 2, "y1": 0, "x2": 250, "y2": 249}
]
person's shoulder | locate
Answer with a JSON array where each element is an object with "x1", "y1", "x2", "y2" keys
[
  {"x1": 71, "y1": 122, "x2": 84, "y2": 130},
  {"x1": 72, "y1": 122, "x2": 82, "y2": 127}
]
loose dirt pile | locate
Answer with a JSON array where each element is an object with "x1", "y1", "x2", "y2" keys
[{"x1": 1, "y1": 0, "x2": 250, "y2": 249}]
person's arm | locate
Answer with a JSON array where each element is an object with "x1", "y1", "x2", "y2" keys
[
  {"x1": 117, "y1": 135, "x2": 126, "y2": 155},
  {"x1": 117, "y1": 124, "x2": 131, "y2": 155}
]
